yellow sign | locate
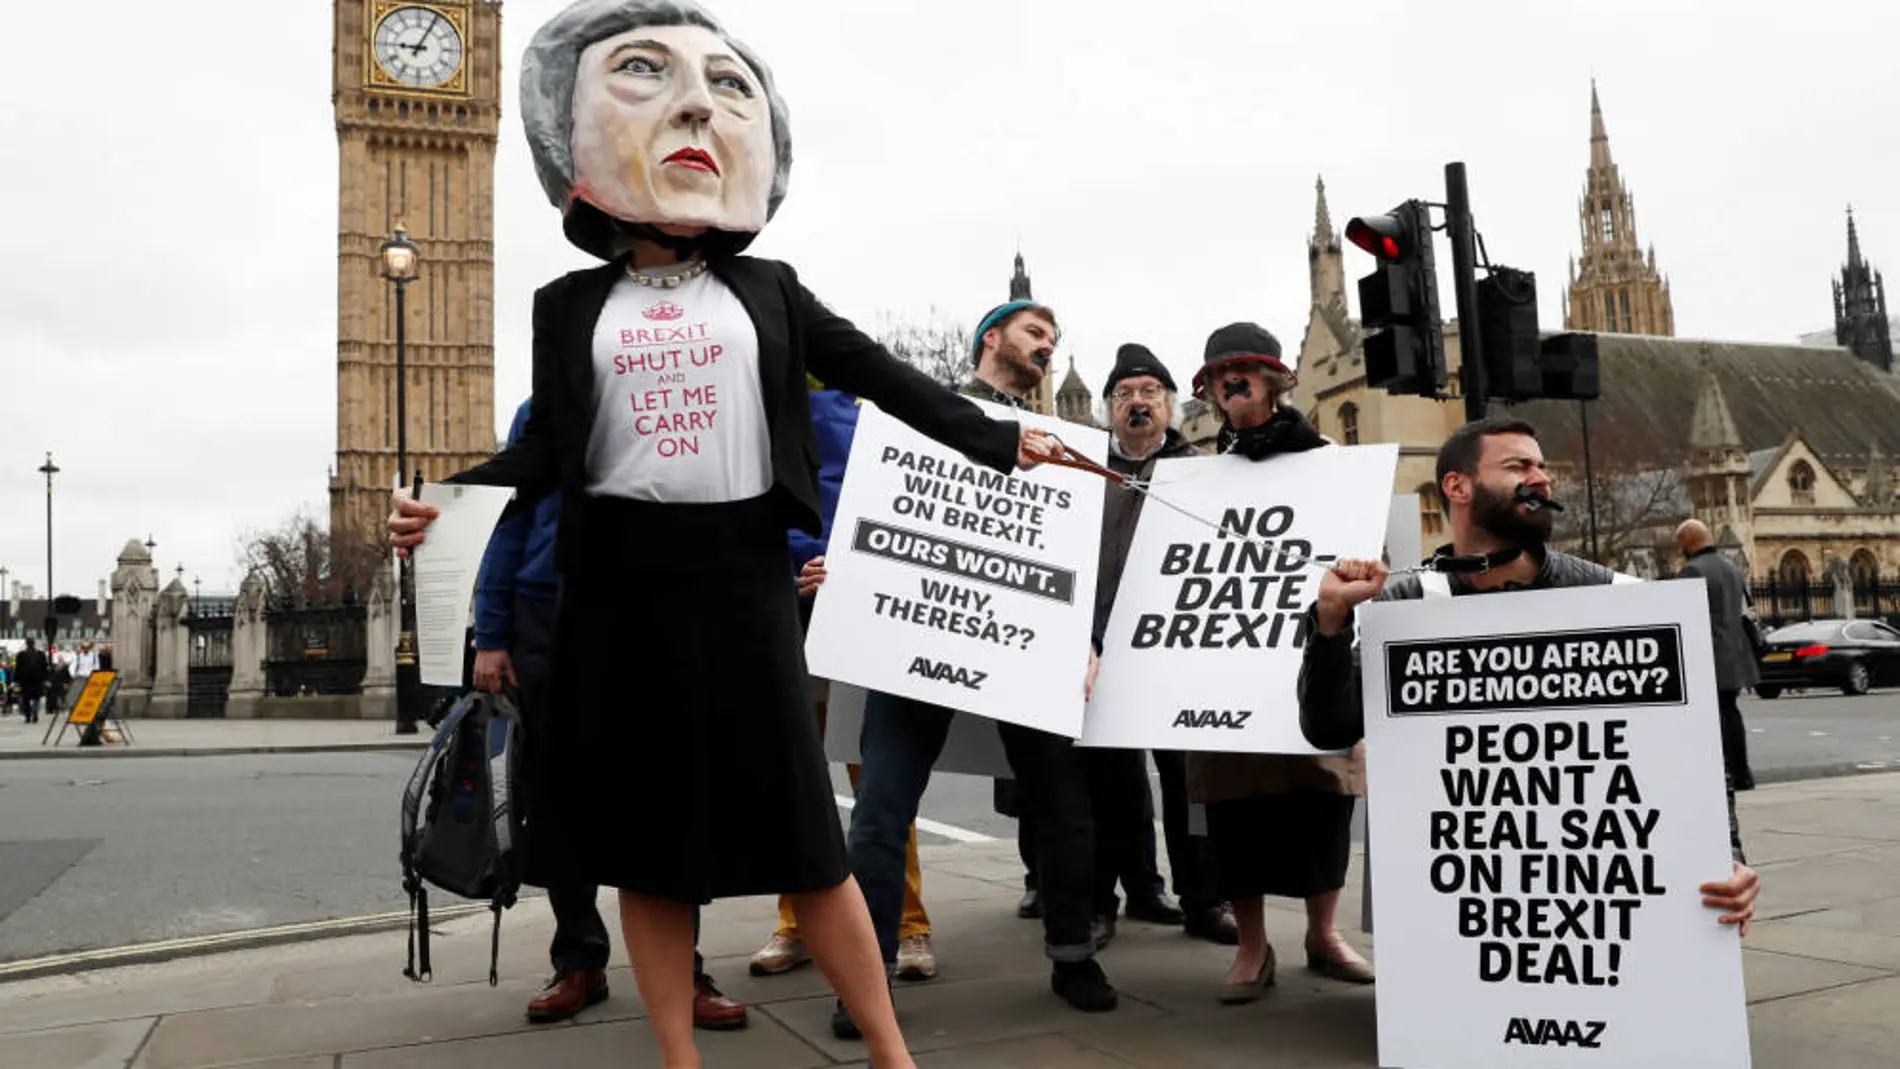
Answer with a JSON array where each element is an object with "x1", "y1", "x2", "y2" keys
[
  {"x1": 68, "y1": 671, "x2": 117, "y2": 726},
  {"x1": 1762, "y1": 652, "x2": 1792, "y2": 663}
]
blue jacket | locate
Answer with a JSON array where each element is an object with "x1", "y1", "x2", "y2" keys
[
  {"x1": 474, "y1": 399, "x2": 561, "y2": 650},
  {"x1": 789, "y1": 385, "x2": 861, "y2": 582}
]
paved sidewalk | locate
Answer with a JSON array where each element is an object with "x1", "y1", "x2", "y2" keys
[
  {"x1": 1, "y1": 775, "x2": 1897, "y2": 1067},
  {"x1": 0, "y1": 717, "x2": 428, "y2": 760}
]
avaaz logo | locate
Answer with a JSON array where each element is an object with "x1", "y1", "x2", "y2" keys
[{"x1": 1503, "y1": 1017, "x2": 1606, "y2": 1049}]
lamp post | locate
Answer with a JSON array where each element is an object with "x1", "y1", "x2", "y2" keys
[
  {"x1": 379, "y1": 224, "x2": 423, "y2": 735},
  {"x1": 38, "y1": 452, "x2": 58, "y2": 604}
]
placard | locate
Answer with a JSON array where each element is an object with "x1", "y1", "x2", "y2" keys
[
  {"x1": 804, "y1": 400, "x2": 1107, "y2": 736},
  {"x1": 1078, "y1": 444, "x2": 1399, "y2": 752},
  {"x1": 821, "y1": 681, "x2": 1012, "y2": 778},
  {"x1": 1359, "y1": 581, "x2": 1749, "y2": 1069}
]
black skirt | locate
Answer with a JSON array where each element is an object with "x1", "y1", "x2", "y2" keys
[
  {"x1": 1204, "y1": 792, "x2": 1355, "y2": 900},
  {"x1": 523, "y1": 492, "x2": 849, "y2": 905}
]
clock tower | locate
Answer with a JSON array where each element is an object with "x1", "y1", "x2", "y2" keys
[{"x1": 329, "y1": 0, "x2": 503, "y2": 562}]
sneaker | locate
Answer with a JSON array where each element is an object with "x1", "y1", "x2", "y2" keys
[
  {"x1": 895, "y1": 933, "x2": 937, "y2": 981},
  {"x1": 830, "y1": 997, "x2": 862, "y2": 1039},
  {"x1": 1051, "y1": 958, "x2": 1118, "y2": 1012},
  {"x1": 748, "y1": 933, "x2": 811, "y2": 976}
]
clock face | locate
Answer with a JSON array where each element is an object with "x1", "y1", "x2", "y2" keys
[{"x1": 373, "y1": 6, "x2": 464, "y2": 89}]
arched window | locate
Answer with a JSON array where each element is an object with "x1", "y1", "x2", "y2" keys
[
  {"x1": 1778, "y1": 549, "x2": 1810, "y2": 586},
  {"x1": 1417, "y1": 482, "x2": 1444, "y2": 538},
  {"x1": 1339, "y1": 402, "x2": 1360, "y2": 446},
  {"x1": 1788, "y1": 461, "x2": 1816, "y2": 506},
  {"x1": 1851, "y1": 549, "x2": 1881, "y2": 611}
]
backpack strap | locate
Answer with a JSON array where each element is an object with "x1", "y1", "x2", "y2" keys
[
  {"x1": 399, "y1": 695, "x2": 476, "y2": 983},
  {"x1": 482, "y1": 692, "x2": 526, "y2": 987}
]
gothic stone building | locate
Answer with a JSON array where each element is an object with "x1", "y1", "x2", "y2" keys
[
  {"x1": 1288, "y1": 86, "x2": 1900, "y2": 589},
  {"x1": 328, "y1": 0, "x2": 503, "y2": 557}
]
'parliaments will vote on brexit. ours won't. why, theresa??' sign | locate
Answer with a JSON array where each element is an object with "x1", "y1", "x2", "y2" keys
[
  {"x1": 1358, "y1": 580, "x2": 1750, "y2": 1069},
  {"x1": 1078, "y1": 443, "x2": 1399, "y2": 754},
  {"x1": 804, "y1": 399, "x2": 1107, "y2": 737}
]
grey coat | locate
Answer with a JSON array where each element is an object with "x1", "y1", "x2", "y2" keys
[{"x1": 1676, "y1": 548, "x2": 1762, "y2": 691}]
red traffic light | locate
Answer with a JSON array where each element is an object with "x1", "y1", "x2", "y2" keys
[{"x1": 1346, "y1": 214, "x2": 1406, "y2": 260}]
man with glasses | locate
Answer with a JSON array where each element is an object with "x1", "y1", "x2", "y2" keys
[{"x1": 1083, "y1": 345, "x2": 1235, "y2": 945}]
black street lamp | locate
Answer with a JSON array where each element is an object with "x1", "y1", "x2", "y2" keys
[
  {"x1": 38, "y1": 452, "x2": 58, "y2": 604},
  {"x1": 379, "y1": 223, "x2": 423, "y2": 735}
]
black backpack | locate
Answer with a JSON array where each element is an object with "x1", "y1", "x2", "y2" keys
[{"x1": 399, "y1": 688, "x2": 525, "y2": 986}]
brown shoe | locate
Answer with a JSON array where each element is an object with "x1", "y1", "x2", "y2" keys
[
  {"x1": 693, "y1": 975, "x2": 749, "y2": 1031},
  {"x1": 527, "y1": 969, "x2": 608, "y2": 1023}
]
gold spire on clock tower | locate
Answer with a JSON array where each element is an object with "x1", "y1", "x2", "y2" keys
[
  {"x1": 1563, "y1": 81, "x2": 1675, "y2": 337},
  {"x1": 329, "y1": 0, "x2": 502, "y2": 561}
]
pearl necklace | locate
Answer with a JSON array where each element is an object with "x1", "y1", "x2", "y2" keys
[{"x1": 625, "y1": 258, "x2": 710, "y2": 288}]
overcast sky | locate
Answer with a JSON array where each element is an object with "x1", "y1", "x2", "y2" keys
[{"x1": 1, "y1": 0, "x2": 1894, "y2": 595}]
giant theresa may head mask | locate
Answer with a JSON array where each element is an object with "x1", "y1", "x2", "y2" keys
[{"x1": 520, "y1": 0, "x2": 793, "y2": 260}]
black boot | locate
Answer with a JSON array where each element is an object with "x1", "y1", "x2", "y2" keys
[{"x1": 1051, "y1": 959, "x2": 1118, "y2": 1012}]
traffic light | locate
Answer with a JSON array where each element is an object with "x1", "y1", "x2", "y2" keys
[
  {"x1": 1537, "y1": 333, "x2": 1600, "y2": 400},
  {"x1": 1477, "y1": 267, "x2": 1540, "y2": 399},
  {"x1": 1346, "y1": 200, "x2": 1445, "y2": 397}
]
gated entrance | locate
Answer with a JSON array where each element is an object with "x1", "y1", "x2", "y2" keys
[
  {"x1": 186, "y1": 609, "x2": 233, "y2": 718},
  {"x1": 264, "y1": 599, "x2": 367, "y2": 696}
]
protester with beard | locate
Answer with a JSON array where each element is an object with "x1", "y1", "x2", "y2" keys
[
  {"x1": 1298, "y1": 417, "x2": 1761, "y2": 936},
  {"x1": 840, "y1": 299, "x2": 1122, "y2": 1038},
  {"x1": 1184, "y1": 323, "x2": 1376, "y2": 1004}
]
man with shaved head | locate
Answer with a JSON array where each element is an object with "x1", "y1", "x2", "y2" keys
[{"x1": 1674, "y1": 520, "x2": 1760, "y2": 790}]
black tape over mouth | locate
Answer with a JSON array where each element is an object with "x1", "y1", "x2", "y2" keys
[
  {"x1": 1029, "y1": 351, "x2": 1052, "y2": 370},
  {"x1": 1221, "y1": 379, "x2": 1252, "y2": 400},
  {"x1": 1515, "y1": 484, "x2": 1565, "y2": 512},
  {"x1": 1125, "y1": 408, "x2": 1152, "y2": 427}
]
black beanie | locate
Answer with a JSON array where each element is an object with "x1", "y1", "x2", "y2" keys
[{"x1": 1102, "y1": 343, "x2": 1179, "y2": 399}]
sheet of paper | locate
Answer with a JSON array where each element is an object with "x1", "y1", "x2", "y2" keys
[{"x1": 411, "y1": 483, "x2": 515, "y2": 687}]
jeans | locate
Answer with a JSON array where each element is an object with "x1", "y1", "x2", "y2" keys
[
  {"x1": 849, "y1": 690, "x2": 1095, "y2": 964},
  {"x1": 1019, "y1": 750, "x2": 1165, "y2": 915}
]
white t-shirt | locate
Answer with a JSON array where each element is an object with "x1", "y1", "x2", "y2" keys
[{"x1": 585, "y1": 269, "x2": 773, "y2": 503}]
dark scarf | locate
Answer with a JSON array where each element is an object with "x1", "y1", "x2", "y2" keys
[{"x1": 1217, "y1": 407, "x2": 1327, "y2": 460}]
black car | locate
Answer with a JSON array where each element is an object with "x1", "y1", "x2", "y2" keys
[{"x1": 1754, "y1": 618, "x2": 1900, "y2": 698}]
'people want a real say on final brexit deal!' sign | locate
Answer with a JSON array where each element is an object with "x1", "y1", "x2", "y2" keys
[
  {"x1": 804, "y1": 400, "x2": 1106, "y2": 737},
  {"x1": 1358, "y1": 580, "x2": 1749, "y2": 1069},
  {"x1": 1079, "y1": 444, "x2": 1398, "y2": 753}
]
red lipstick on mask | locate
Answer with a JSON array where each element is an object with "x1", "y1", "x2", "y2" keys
[{"x1": 663, "y1": 148, "x2": 719, "y2": 174}]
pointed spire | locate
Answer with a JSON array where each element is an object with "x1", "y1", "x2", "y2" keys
[
  {"x1": 1847, "y1": 205, "x2": 1864, "y2": 269},
  {"x1": 1008, "y1": 250, "x2": 1032, "y2": 301},
  {"x1": 1689, "y1": 365, "x2": 1742, "y2": 452},
  {"x1": 1313, "y1": 175, "x2": 1335, "y2": 243},
  {"x1": 1589, "y1": 79, "x2": 1613, "y2": 170}
]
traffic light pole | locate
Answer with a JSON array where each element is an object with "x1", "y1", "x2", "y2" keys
[{"x1": 1445, "y1": 163, "x2": 1487, "y2": 423}]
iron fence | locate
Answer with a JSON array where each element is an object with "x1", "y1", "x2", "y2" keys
[
  {"x1": 264, "y1": 599, "x2": 368, "y2": 697},
  {"x1": 185, "y1": 608, "x2": 233, "y2": 718}
]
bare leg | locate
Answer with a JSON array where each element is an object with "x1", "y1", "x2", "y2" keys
[
  {"x1": 786, "y1": 878, "x2": 916, "y2": 1069},
  {"x1": 618, "y1": 891, "x2": 701, "y2": 1069},
  {"x1": 1225, "y1": 895, "x2": 1269, "y2": 985},
  {"x1": 1304, "y1": 889, "x2": 1340, "y2": 943}
]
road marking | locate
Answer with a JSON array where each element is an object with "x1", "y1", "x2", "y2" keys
[
  {"x1": 1856, "y1": 762, "x2": 1891, "y2": 771},
  {"x1": 0, "y1": 901, "x2": 499, "y2": 982},
  {"x1": 1809, "y1": 731, "x2": 1832, "y2": 737},
  {"x1": 833, "y1": 795, "x2": 994, "y2": 843}
]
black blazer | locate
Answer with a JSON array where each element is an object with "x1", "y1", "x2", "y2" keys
[{"x1": 447, "y1": 255, "x2": 1022, "y2": 573}]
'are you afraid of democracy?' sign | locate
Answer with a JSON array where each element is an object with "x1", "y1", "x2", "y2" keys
[
  {"x1": 1079, "y1": 443, "x2": 1399, "y2": 753},
  {"x1": 1359, "y1": 581, "x2": 1749, "y2": 1069},
  {"x1": 804, "y1": 400, "x2": 1107, "y2": 736}
]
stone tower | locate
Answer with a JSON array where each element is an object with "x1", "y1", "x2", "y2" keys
[
  {"x1": 1309, "y1": 176, "x2": 1347, "y2": 320},
  {"x1": 1009, "y1": 251, "x2": 1033, "y2": 302},
  {"x1": 1055, "y1": 357, "x2": 1094, "y2": 426},
  {"x1": 1685, "y1": 358, "x2": 1754, "y2": 562},
  {"x1": 1564, "y1": 82, "x2": 1675, "y2": 336},
  {"x1": 329, "y1": 0, "x2": 503, "y2": 558},
  {"x1": 1833, "y1": 208, "x2": 1893, "y2": 373}
]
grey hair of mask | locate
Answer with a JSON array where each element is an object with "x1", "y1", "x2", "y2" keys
[{"x1": 519, "y1": 0, "x2": 793, "y2": 221}]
